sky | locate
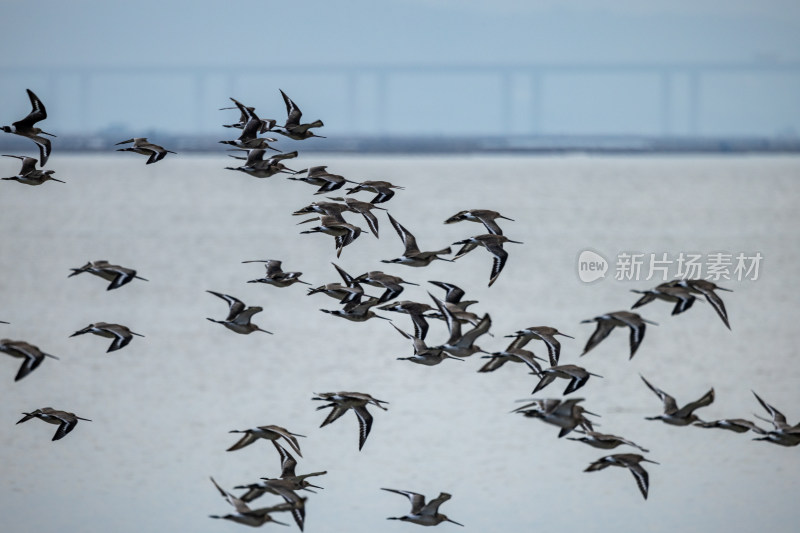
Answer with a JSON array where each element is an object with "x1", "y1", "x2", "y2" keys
[{"x1": 1, "y1": 1, "x2": 800, "y2": 136}]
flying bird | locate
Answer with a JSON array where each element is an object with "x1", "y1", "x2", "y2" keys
[
  {"x1": 580, "y1": 311, "x2": 657, "y2": 359},
  {"x1": 2, "y1": 154, "x2": 64, "y2": 185},
  {"x1": 274, "y1": 89, "x2": 325, "y2": 140},
  {"x1": 452, "y1": 233, "x2": 522, "y2": 287},
  {"x1": 16, "y1": 407, "x2": 91, "y2": 441},
  {"x1": 68, "y1": 260, "x2": 148, "y2": 290},
  {"x1": 640, "y1": 374, "x2": 714, "y2": 426},
  {"x1": 1, "y1": 339, "x2": 59, "y2": 381},
  {"x1": 312, "y1": 391, "x2": 388, "y2": 450},
  {"x1": 206, "y1": 290, "x2": 272, "y2": 335},
  {"x1": 382, "y1": 488, "x2": 463, "y2": 527},
  {"x1": 69, "y1": 322, "x2": 144, "y2": 353},
  {"x1": 1, "y1": 89, "x2": 55, "y2": 165},
  {"x1": 584, "y1": 454, "x2": 659, "y2": 500},
  {"x1": 115, "y1": 138, "x2": 176, "y2": 164}
]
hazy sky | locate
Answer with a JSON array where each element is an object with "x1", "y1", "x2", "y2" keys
[{"x1": 1, "y1": 1, "x2": 799, "y2": 136}]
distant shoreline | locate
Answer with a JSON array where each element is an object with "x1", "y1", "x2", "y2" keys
[{"x1": 2, "y1": 134, "x2": 799, "y2": 155}]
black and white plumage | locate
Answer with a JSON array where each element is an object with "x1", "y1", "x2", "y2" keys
[
  {"x1": 2, "y1": 154, "x2": 64, "y2": 185},
  {"x1": 226, "y1": 425, "x2": 306, "y2": 456},
  {"x1": 69, "y1": 322, "x2": 144, "y2": 353},
  {"x1": 346, "y1": 180, "x2": 404, "y2": 204},
  {"x1": 353, "y1": 270, "x2": 419, "y2": 304},
  {"x1": 444, "y1": 208, "x2": 514, "y2": 235},
  {"x1": 16, "y1": 407, "x2": 91, "y2": 441},
  {"x1": 208, "y1": 476, "x2": 292, "y2": 528},
  {"x1": 505, "y1": 326, "x2": 574, "y2": 366},
  {"x1": 665, "y1": 278, "x2": 733, "y2": 329},
  {"x1": 115, "y1": 137, "x2": 176, "y2": 164},
  {"x1": 312, "y1": 391, "x2": 388, "y2": 451},
  {"x1": 274, "y1": 89, "x2": 325, "y2": 140},
  {"x1": 452, "y1": 233, "x2": 522, "y2": 287},
  {"x1": 631, "y1": 283, "x2": 698, "y2": 316},
  {"x1": 0, "y1": 339, "x2": 59, "y2": 381},
  {"x1": 382, "y1": 488, "x2": 463, "y2": 527},
  {"x1": 640, "y1": 374, "x2": 714, "y2": 426},
  {"x1": 531, "y1": 364, "x2": 602, "y2": 395},
  {"x1": 378, "y1": 300, "x2": 435, "y2": 340},
  {"x1": 1, "y1": 89, "x2": 55, "y2": 165},
  {"x1": 225, "y1": 149, "x2": 299, "y2": 178},
  {"x1": 584, "y1": 454, "x2": 659, "y2": 500},
  {"x1": 382, "y1": 213, "x2": 452, "y2": 267},
  {"x1": 244, "y1": 259, "x2": 310, "y2": 288},
  {"x1": 68, "y1": 260, "x2": 148, "y2": 290},
  {"x1": 580, "y1": 311, "x2": 657, "y2": 359},
  {"x1": 389, "y1": 322, "x2": 463, "y2": 366},
  {"x1": 206, "y1": 290, "x2": 272, "y2": 335}
]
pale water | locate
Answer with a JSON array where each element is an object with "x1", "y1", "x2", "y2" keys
[{"x1": 1, "y1": 154, "x2": 798, "y2": 532}]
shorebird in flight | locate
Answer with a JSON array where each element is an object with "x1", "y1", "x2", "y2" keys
[
  {"x1": 312, "y1": 391, "x2": 388, "y2": 450},
  {"x1": 382, "y1": 488, "x2": 463, "y2": 527},
  {"x1": 749, "y1": 391, "x2": 800, "y2": 446},
  {"x1": 389, "y1": 322, "x2": 463, "y2": 366},
  {"x1": 2, "y1": 155, "x2": 64, "y2": 185},
  {"x1": 631, "y1": 283, "x2": 698, "y2": 316},
  {"x1": 220, "y1": 97, "x2": 276, "y2": 132},
  {"x1": 226, "y1": 424, "x2": 306, "y2": 456},
  {"x1": 288, "y1": 166, "x2": 357, "y2": 194},
  {"x1": 452, "y1": 233, "x2": 522, "y2": 287},
  {"x1": 275, "y1": 89, "x2": 325, "y2": 140},
  {"x1": 1, "y1": 339, "x2": 59, "y2": 381},
  {"x1": 299, "y1": 214, "x2": 363, "y2": 258},
  {"x1": 429, "y1": 294, "x2": 491, "y2": 358},
  {"x1": 513, "y1": 397, "x2": 598, "y2": 438},
  {"x1": 382, "y1": 213, "x2": 452, "y2": 267},
  {"x1": 353, "y1": 271, "x2": 419, "y2": 304},
  {"x1": 504, "y1": 326, "x2": 573, "y2": 366},
  {"x1": 69, "y1": 260, "x2": 148, "y2": 290},
  {"x1": 531, "y1": 364, "x2": 602, "y2": 395},
  {"x1": 306, "y1": 263, "x2": 364, "y2": 305},
  {"x1": 640, "y1": 374, "x2": 714, "y2": 425},
  {"x1": 378, "y1": 300, "x2": 435, "y2": 340},
  {"x1": 444, "y1": 209, "x2": 514, "y2": 235},
  {"x1": 584, "y1": 454, "x2": 659, "y2": 500},
  {"x1": 346, "y1": 180, "x2": 404, "y2": 204},
  {"x1": 580, "y1": 311, "x2": 657, "y2": 359},
  {"x1": 236, "y1": 442, "x2": 326, "y2": 502},
  {"x1": 478, "y1": 344, "x2": 545, "y2": 374},
  {"x1": 244, "y1": 259, "x2": 310, "y2": 288},
  {"x1": 1, "y1": 89, "x2": 55, "y2": 165},
  {"x1": 206, "y1": 290, "x2": 272, "y2": 335},
  {"x1": 16, "y1": 407, "x2": 91, "y2": 441},
  {"x1": 320, "y1": 295, "x2": 390, "y2": 323},
  {"x1": 115, "y1": 138, "x2": 175, "y2": 164},
  {"x1": 567, "y1": 430, "x2": 649, "y2": 452},
  {"x1": 70, "y1": 322, "x2": 144, "y2": 353},
  {"x1": 326, "y1": 196, "x2": 386, "y2": 237},
  {"x1": 225, "y1": 149, "x2": 299, "y2": 178},
  {"x1": 208, "y1": 477, "x2": 291, "y2": 528},
  {"x1": 665, "y1": 278, "x2": 733, "y2": 329}
]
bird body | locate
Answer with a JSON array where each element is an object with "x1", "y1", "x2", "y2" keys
[
  {"x1": 16, "y1": 407, "x2": 90, "y2": 440},
  {"x1": 70, "y1": 322, "x2": 143, "y2": 352},
  {"x1": 1, "y1": 89, "x2": 54, "y2": 165}
]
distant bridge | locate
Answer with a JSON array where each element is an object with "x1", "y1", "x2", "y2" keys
[{"x1": 3, "y1": 62, "x2": 800, "y2": 136}]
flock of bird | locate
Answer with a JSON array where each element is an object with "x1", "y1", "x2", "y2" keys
[{"x1": 2, "y1": 86, "x2": 798, "y2": 530}]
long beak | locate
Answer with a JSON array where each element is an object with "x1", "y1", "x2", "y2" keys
[
  {"x1": 40, "y1": 131, "x2": 56, "y2": 137},
  {"x1": 115, "y1": 139, "x2": 134, "y2": 145},
  {"x1": 447, "y1": 518, "x2": 464, "y2": 526},
  {"x1": 507, "y1": 239, "x2": 523, "y2": 244}
]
